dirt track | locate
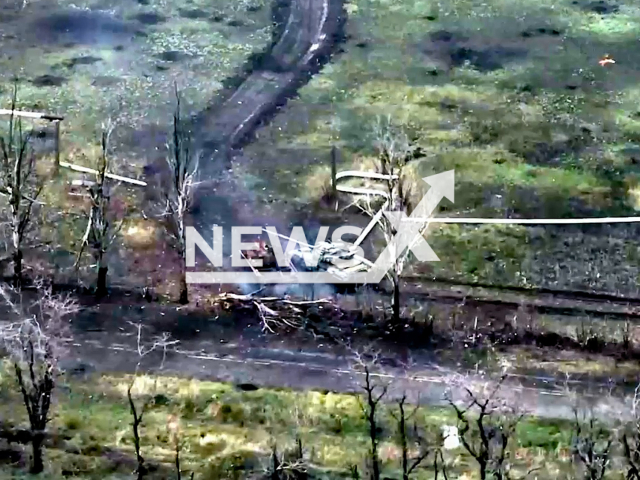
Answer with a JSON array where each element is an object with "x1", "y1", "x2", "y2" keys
[
  {"x1": 185, "y1": 0, "x2": 346, "y2": 254},
  {"x1": 192, "y1": 0, "x2": 345, "y2": 165},
  {"x1": 52, "y1": 299, "x2": 632, "y2": 423},
  {"x1": 63, "y1": 316, "x2": 632, "y2": 423}
]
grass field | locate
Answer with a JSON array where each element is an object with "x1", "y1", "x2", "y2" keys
[
  {"x1": 0, "y1": 0, "x2": 272, "y2": 160},
  {"x1": 0, "y1": 0, "x2": 275, "y2": 292},
  {"x1": 0, "y1": 367, "x2": 586, "y2": 479},
  {"x1": 4, "y1": 0, "x2": 640, "y2": 295},
  {"x1": 0, "y1": 1, "x2": 637, "y2": 477},
  {"x1": 241, "y1": 0, "x2": 640, "y2": 295}
]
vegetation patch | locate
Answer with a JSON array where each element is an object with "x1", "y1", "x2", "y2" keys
[
  {"x1": 0, "y1": 369, "x2": 584, "y2": 479},
  {"x1": 241, "y1": 0, "x2": 640, "y2": 294},
  {"x1": 0, "y1": 0, "x2": 272, "y2": 163}
]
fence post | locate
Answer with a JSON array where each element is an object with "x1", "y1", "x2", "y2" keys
[
  {"x1": 54, "y1": 120, "x2": 61, "y2": 177},
  {"x1": 330, "y1": 145, "x2": 338, "y2": 196},
  {"x1": 0, "y1": 110, "x2": 64, "y2": 177}
]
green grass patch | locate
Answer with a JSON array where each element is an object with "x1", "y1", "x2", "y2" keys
[
  {"x1": 0, "y1": 368, "x2": 583, "y2": 479},
  {"x1": 0, "y1": 0, "x2": 272, "y2": 162},
  {"x1": 239, "y1": 0, "x2": 640, "y2": 294}
]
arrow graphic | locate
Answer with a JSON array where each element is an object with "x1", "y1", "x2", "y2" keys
[
  {"x1": 186, "y1": 170, "x2": 455, "y2": 285},
  {"x1": 365, "y1": 170, "x2": 455, "y2": 283}
]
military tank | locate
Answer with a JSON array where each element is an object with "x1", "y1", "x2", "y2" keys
[{"x1": 285, "y1": 241, "x2": 371, "y2": 280}]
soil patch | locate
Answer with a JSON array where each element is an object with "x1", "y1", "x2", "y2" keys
[
  {"x1": 29, "y1": 9, "x2": 138, "y2": 47},
  {"x1": 133, "y1": 12, "x2": 166, "y2": 25},
  {"x1": 179, "y1": 8, "x2": 210, "y2": 19},
  {"x1": 576, "y1": 0, "x2": 620, "y2": 14},
  {"x1": 423, "y1": 30, "x2": 529, "y2": 72},
  {"x1": 61, "y1": 55, "x2": 102, "y2": 69},
  {"x1": 31, "y1": 74, "x2": 67, "y2": 87}
]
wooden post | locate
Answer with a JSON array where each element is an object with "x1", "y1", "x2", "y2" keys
[
  {"x1": 330, "y1": 145, "x2": 338, "y2": 196},
  {"x1": 330, "y1": 146, "x2": 338, "y2": 211},
  {"x1": 0, "y1": 109, "x2": 64, "y2": 177},
  {"x1": 54, "y1": 120, "x2": 61, "y2": 176}
]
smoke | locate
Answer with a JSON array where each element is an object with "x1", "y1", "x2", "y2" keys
[
  {"x1": 270, "y1": 283, "x2": 337, "y2": 299},
  {"x1": 234, "y1": 282, "x2": 337, "y2": 299},
  {"x1": 188, "y1": 161, "x2": 349, "y2": 299}
]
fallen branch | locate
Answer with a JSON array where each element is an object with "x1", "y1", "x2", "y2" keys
[
  {"x1": 216, "y1": 292, "x2": 331, "y2": 305},
  {"x1": 58, "y1": 161, "x2": 147, "y2": 186},
  {"x1": 211, "y1": 292, "x2": 339, "y2": 334},
  {"x1": 255, "y1": 300, "x2": 279, "y2": 333}
]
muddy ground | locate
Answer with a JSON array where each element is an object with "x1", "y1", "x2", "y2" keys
[
  {"x1": 11, "y1": 287, "x2": 623, "y2": 423},
  {"x1": 58, "y1": 296, "x2": 632, "y2": 422}
]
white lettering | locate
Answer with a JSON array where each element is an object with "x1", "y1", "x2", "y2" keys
[
  {"x1": 331, "y1": 226, "x2": 365, "y2": 268},
  {"x1": 231, "y1": 226, "x2": 264, "y2": 268},
  {"x1": 185, "y1": 226, "x2": 223, "y2": 267}
]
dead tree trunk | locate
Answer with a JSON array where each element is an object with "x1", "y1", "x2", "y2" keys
[
  {"x1": 357, "y1": 117, "x2": 424, "y2": 324},
  {"x1": 128, "y1": 384, "x2": 147, "y2": 480},
  {"x1": 0, "y1": 86, "x2": 44, "y2": 289},
  {"x1": 124, "y1": 323, "x2": 178, "y2": 480},
  {"x1": 178, "y1": 257, "x2": 188, "y2": 305},
  {"x1": 174, "y1": 441, "x2": 182, "y2": 480},
  {"x1": 0, "y1": 286, "x2": 77, "y2": 474},
  {"x1": 361, "y1": 365, "x2": 386, "y2": 480},
  {"x1": 392, "y1": 268, "x2": 400, "y2": 325},
  {"x1": 399, "y1": 398, "x2": 408, "y2": 480},
  {"x1": 12, "y1": 249, "x2": 22, "y2": 288},
  {"x1": 394, "y1": 395, "x2": 430, "y2": 480},
  {"x1": 75, "y1": 124, "x2": 123, "y2": 297},
  {"x1": 97, "y1": 266, "x2": 108, "y2": 298},
  {"x1": 572, "y1": 411, "x2": 612, "y2": 480},
  {"x1": 157, "y1": 85, "x2": 199, "y2": 305},
  {"x1": 31, "y1": 431, "x2": 45, "y2": 473},
  {"x1": 15, "y1": 359, "x2": 52, "y2": 474}
]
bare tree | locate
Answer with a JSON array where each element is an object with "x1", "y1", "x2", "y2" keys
[
  {"x1": 266, "y1": 439, "x2": 308, "y2": 480},
  {"x1": 362, "y1": 364, "x2": 386, "y2": 480},
  {"x1": 446, "y1": 376, "x2": 522, "y2": 480},
  {"x1": 623, "y1": 383, "x2": 640, "y2": 479},
  {"x1": 356, "y1": 117, "x2": 420, "y2": 323},
  {"x1": 75, "y1": 121, "x2": 124, "y2": 297},
  {"x1": 126, "y1": 322, "x2": 178, "y2": 480},
  {"x1": 572, "y1": 407, "x2": 612, "y2": 480},
  {"x1": 157, "y1": 87, "x2": 199, "y2": 304},
  {"x1": 393, "y1": 394, "x2": 431, "y2": 480},
  {"x1": 0, "y1": 284, "x2": 78, "y2": 473},
  {"x1": 167, "y1": 413, "x2": 183, "y2": 480},
  {"x1": 351, "y1": 349, "x2": 389, "y2": 480},
  {"x1": 433, "y1": 448, "x2": 449, "y2": 480},
  {"x1": 0, "y1": 86, "x2": 45, "y2": 288}
]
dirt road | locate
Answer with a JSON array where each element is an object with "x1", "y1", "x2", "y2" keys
[
  {"x1": 64, "y1": 321, "x2": 631, "y2": 423},
  {"x1": 192, "y1": 0, "x2": 345, "y2": 166},
  {"x1": 58, "y1": 301, "x2": 632, "y2": 423}
]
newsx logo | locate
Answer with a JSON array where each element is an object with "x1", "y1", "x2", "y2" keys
[
  {"x1": 185, "y1": 225, "x2": 364, "y2": 269},
  {"x1": 184, "y1": 170, "x2": 455, "y2": 284}
]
